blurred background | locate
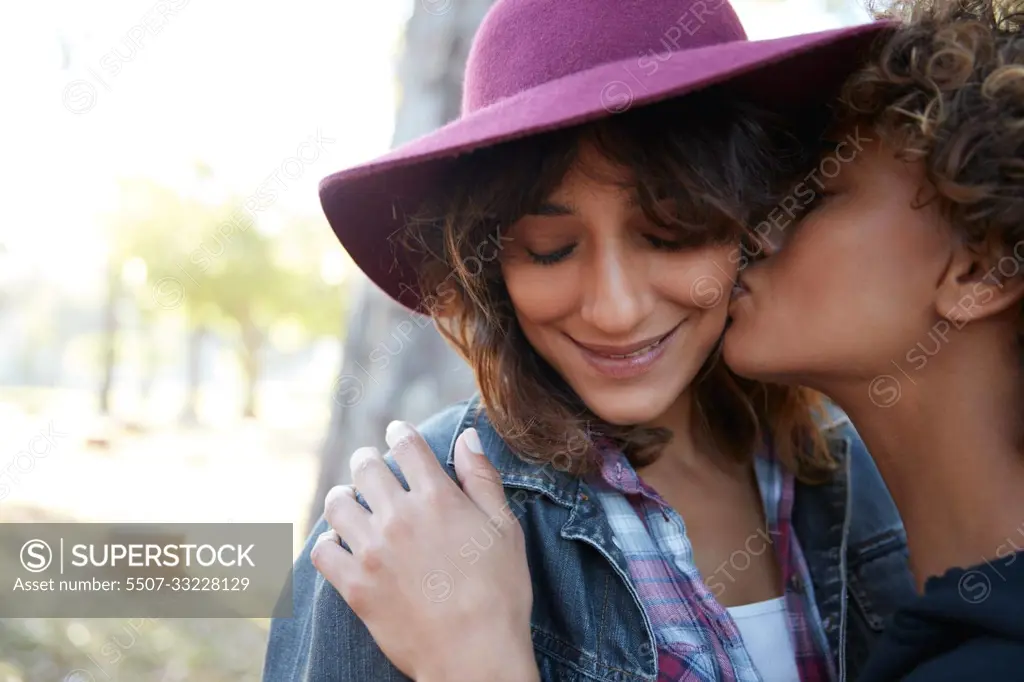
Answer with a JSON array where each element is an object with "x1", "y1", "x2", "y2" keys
[{"x1": 0, "y1": 0, "x2": 870, "y2": 679}]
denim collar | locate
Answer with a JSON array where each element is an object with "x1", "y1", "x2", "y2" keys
[
  {"x1": 444, "y1": 395, "x2": 583, "y2": 509},
  {"x1": 443, "y1": 393, "x2": 854, "y2": 509}
]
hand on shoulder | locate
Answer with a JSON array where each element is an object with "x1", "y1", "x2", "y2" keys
[{"x1": 312, "y1": 420, "x2": 540, "y2": 682}]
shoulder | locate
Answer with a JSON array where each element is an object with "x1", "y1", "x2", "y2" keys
[
  {"x1": 798, "y1": 404, "x2": 911, "y2": 578},
  {"x1": 410, "y1": 398, "x2": 478, "y2": 469},
  {"x1": 407, "y1": 396, "x2": 573, "y2": 496},
  {"x1": 818, "y1": 410, "x2": 904, "y2": 539},
  {"x1": 794, "y1": 405, "x2": 916, "y2": 650},
  {"x1": 261, "y1": 401, "x2": 479, "y2": 682},
  {"x1": 815, "y1": 404, "x2": 895, "y2": 518},
  {"x1": 262, "y1": 515, "x2": 410, "y2": 681}
]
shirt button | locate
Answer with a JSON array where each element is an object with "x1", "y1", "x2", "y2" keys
[
  {"x1": 789, "y1": 574, "x2": 805, "y2": 593},
  {"x1": 822, "y1": 616, "x2": 835, "y2": 632}
]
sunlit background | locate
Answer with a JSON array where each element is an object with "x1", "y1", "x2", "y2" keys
[{"x1": 0, "y1": 0, "x2": 870, "y2": 679}]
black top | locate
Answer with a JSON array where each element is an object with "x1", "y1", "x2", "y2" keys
[{"x1": 857, "y1": 549, "x2": 1024, "y2": 681}]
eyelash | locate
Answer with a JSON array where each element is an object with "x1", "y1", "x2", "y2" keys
[
  {"x1": 526, "y1": 243, "x2": 576, "y2": 265},
  {"x1": 645, "y1": 234, "x2": 682, "y2": 251},
  {"x1": 526, "y1": 235, "x2": 683, "y2": 265}
]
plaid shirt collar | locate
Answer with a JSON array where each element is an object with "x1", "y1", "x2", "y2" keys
[{"x1": 588, "y1": 442, "x2": 834, "y2": 682}]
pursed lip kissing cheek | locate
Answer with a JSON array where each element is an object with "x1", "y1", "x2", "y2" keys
[
  {"x1": 570, "y1": 319, "x2": 686, "y2": 379},
  {"x1": 731, "y1": 278, "x2": 750, "y2": 302}
]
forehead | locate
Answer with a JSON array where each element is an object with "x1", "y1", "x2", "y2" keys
[{"x1": 548, "y1": 142, "x2": 634, "y2": 197}]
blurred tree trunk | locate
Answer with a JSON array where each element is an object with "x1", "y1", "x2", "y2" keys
[
  {"x1": 306, "y1": 0, "x2": 494, "y2": 532},
  {"x1": 98, "y1": 263, "x2": 120, "y2": 416},
  {"x1": 240, "y1": 315, "x2": 263, "y2": 419},
  {"x1": 139, "y1": 314, "x2": 158, "y2": 405},
  {"x1": 180, "y1": 321, "x2": 205, "y2": 425}
]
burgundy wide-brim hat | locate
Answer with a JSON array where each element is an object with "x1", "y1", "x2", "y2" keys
[{"x1": 320, "y1": 0, "x2": 891, "y2": 312}]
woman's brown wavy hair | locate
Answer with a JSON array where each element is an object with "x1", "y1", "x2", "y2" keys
[
  {"x1": 838, "y1": 0, "x2": 1024, "y2": 352},
  {"x1": 399, "y1": 92, "x2": 837, "y2": 482}
]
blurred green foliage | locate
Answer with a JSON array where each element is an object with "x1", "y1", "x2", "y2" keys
[{"x1": 98, "y1": 176, "x2": 350, "y2": 418}]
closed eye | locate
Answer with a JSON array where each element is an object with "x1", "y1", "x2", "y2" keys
[
  {"x1": 645, "y1": 234, "x2": 683, "y2": 251},
  {"x1": 526, "y1": 243, "x2": 576, "y2": 265}
]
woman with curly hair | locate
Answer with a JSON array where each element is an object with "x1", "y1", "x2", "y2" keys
[{"x1": 726, "y1": 0, "x2": 1024, "y2": 678}]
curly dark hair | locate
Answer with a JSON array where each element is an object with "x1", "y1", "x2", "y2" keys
[
  {"x1": 838, "y1": 0, "x2": 1024, "y2": 346},
  {"x1": 399, "y1": 92, "x2": 838, "y2": 481}
]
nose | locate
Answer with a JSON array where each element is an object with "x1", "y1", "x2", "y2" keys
[{"x1": 579, "y1": 242, "x2": 653, "y2": 335}]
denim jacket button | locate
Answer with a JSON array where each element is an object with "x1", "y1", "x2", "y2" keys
[{"x1": 822, "y1": 615, "x2": 835, "y2": 632}]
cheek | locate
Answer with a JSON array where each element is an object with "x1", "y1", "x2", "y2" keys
[
  {"x1": 770, "y1": 245, "x2": 853, "y2": 314},
  {"x1": 654, "y1": 244, "x2": 739, "y2": 310},
  {"x1": 501, "y1": 262, "x2": 580, "y2": 324},
  {"x1": 755, "y1": 211, "x2": 945, "y2": 357},
  {"x1": 788, "y1": 209, "x2": 947, "y2": 322}
]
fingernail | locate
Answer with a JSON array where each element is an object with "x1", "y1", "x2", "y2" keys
[
  {"x1": 385, "y1": 420, "x2": 414, "y2": 448},
  {"x1": 349, "y1": 446, "x2": 380, "y2": 471},
  {"x1": 463, "y1": 428, "x2": 483, "y2": 455}
]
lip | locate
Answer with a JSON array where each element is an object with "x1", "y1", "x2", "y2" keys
[
  {"x1": 731, "y1": 277, "x2": 751, "y2": 301},
  {"x1": 571, "y1": 320, "x2": 685, "y2": 379}
]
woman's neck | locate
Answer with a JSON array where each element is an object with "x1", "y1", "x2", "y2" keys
[
  {"x1": 639, "y1": 386, "x2": 750, "y2": 478},
  {"x1": 827, "y1": 332, "x2": 1024, "y2": 590}
]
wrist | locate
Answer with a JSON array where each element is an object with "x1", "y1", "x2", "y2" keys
[
  {"x1": 418, "y1": 636, "x2": 538, "y2": 682},
  {"x1": 494, "y1": 654, "x2": 541, "y2": 682},
  {"x1": 420, "y1": 664, "x2": 539, "y2": 682}
]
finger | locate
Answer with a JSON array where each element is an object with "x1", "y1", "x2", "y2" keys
[
  {"x1": 323, "y1": 484, "x2": 370, "y2": 551},
  {"x1": 310, "y1": 529, "x2": 357, "y2": 590},
  {"x1": 385, "y1": 420, "x2": 457, "y2": 493},
  {"x1": 453, "y1": 428, "x2": 509, "y2": 519},
  {"x1": 349, "y1": 446, "x2": 405, "y2": 513}
]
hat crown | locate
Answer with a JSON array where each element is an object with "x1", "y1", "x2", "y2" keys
[{"x1": 463, "y1": 0, "x2": 747, "y2": 114}]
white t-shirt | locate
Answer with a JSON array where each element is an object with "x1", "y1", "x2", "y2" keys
[{"x1": 726, "y1": 597, "x2": 800, "y2": 682}]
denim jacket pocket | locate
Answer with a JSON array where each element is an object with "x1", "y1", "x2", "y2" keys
[{"x1": 531, "y1": 626, "x2": 654, "y2": 682}]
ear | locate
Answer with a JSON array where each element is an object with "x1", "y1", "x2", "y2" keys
[{"x1": 935, "y1": 239, "x2": 1024, "y2": 327}]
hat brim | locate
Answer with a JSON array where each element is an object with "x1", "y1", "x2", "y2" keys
[{"x1": 320, "y1": 22, "x2": 892, "y2": 312}]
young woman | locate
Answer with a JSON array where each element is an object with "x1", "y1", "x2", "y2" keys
[
  {"x1": 270, "y1": 0, "x2": 1024, "y2": 681},
  {"x1": 726, "y1": 0, "x2": 1024, "y2": 677},
  {"x1": 261, "y1": 2, "x2": 914, "y2": 682}
]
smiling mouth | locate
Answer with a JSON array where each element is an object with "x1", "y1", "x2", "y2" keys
[
  {"x1": 572, "y1": 320, "x2": 685, "y2": 358},
  {"x1": 602, "y1": 333, "x2": 673, "y2": 359},
  {"x1": 571, "y1": 321, "x2": 686, "y2": 380}
]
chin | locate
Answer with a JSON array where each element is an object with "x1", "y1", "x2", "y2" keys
[
  {"x1": 581, "y1": 387, "x2": 680, "y2": 427},
  {"x1": 591, "y1": 407, "x2": 662, "y2": 426},
  {"x1": 722, "y1": 328, "x2": 771, "y2": 381},
  {"x1": 724, "y1": 335, "x2": 808, "y2": 386}
]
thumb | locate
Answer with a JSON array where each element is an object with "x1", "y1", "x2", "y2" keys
[{"x1": 453, "y1": 427, "x2": 507, "y2": 518}]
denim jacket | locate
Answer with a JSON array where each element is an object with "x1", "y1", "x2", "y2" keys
[{"x1": 263, "y1": 397, "x2": 915, "y2": 682}]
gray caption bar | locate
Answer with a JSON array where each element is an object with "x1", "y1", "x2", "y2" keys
[{"x1": 0, "y1": 523, "x2": 294, "y2": 618}]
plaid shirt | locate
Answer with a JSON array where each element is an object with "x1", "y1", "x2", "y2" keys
[{"x1": 589, "y1": 443, "x2": 833, "y2": 682}]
